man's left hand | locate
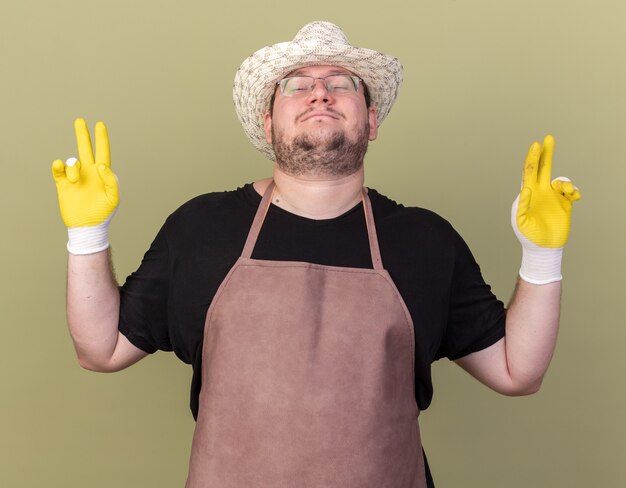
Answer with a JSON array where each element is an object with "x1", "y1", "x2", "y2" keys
[{"x1": 511, "y1": 135, "x2": 581, "y2": 284}]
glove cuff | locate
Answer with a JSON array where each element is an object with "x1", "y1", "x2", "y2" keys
[
  {"x1": 519, "y1": 243, "x2": 563, "y2": 285},
  {"x1": 66, "y1": 214, "x2": 113, "y2": 255}
]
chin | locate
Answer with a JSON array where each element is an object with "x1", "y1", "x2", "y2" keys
[
  {"x1": 304, "y1": 125, "x2": 344, "y2": 140},
  {"x1": 311, "y1": 127, "x2": 359, "y2": 152}
]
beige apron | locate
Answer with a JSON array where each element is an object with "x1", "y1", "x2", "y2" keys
[{"x1": 186, "y1": 183, "x2": 426, "y2": 487}]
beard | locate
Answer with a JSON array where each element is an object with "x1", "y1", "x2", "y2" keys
[{"x1": 272, "y1": 119, "x2": 370, "y2": 177}]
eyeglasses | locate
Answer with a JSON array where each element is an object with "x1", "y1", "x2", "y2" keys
[{"x1": 277, "y1": 74, "x2": 362, "y2": 97}]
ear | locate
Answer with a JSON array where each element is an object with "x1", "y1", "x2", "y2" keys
[
  {"x1": 368, "y1": 107, "x2": 378, "y2": 141},
  {"x1": 263, "y1": 111, "x2": 273, "y2": 144}
]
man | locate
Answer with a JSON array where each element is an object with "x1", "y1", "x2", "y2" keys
[{"x1": 52, "y1": 21, "x2": 580, "y2": 488}]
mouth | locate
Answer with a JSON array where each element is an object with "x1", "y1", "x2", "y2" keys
[{"x1": 298, "y1": 110, "x2": 342, "y2": 122}]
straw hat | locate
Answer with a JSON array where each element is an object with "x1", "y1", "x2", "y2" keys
[{"x1": 233, "y1": 21, "x2": 403, "y2": 160}]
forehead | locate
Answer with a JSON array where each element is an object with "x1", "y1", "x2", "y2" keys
[{"x1": 286, "y1": 65, "x2": 355, "y2": 77}]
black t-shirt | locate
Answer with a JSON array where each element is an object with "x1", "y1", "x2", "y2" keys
[{"x1": 119, "y1": 184, "x2": 506, "y2": 419}]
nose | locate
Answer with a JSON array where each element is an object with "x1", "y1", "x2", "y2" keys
[{"x1": 308, "y1": 78, "x2": 333, "y2": 103}]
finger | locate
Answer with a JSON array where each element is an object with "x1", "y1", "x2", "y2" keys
[
  {"x1": 551, "y1": 178, "x2": 573, "y2": 195},
  {"x1": 51, "y1": 159, "x2": 66, "y2": 183},
  {"x1": 65, "y1": 157, "x2": 81, "y2": 183},
  {"x1": 522, "y1": 142, "x2": 541, "y2": 189},
  {"x1": 569, "y1": 189, "x2": 582, "y2": 201},
  {"x1": 561, "y1": 180, "x2": 574, "y2": 194},
  {"x1": 95, "y1": 121, "x2": 111, "y2": 167},
  {"x1": 538, "y1": 134, "x2": 555, "y2": 188},
  {"x1": 74, "y1": 118, "x2": 95, "y2": 166},
  {"x1": 552, "y1": 176, "x2": 581, "y2": 200},
  {"x1": 97, "y1": 164, "x2": 120, "y2": 207}
]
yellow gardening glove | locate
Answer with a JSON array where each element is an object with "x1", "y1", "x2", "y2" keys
[
  {"x1": 511, "y1": 135, "x2": 581, "y2": 284},
  {"x1": 52, "y1": 118, "x2": 119, "y2": 254}
]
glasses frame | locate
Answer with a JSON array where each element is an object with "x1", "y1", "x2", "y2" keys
[{"x1": 277, "y1": 74, "x2": 363, "y2": 97}]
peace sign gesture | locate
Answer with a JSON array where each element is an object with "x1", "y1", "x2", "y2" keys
[
  {"x1": 512, "y1": 135, "x2": 581, "y2": 284},
  {"x1": 513, "y1": 135, "x2": 581, "y2": 248},
  {"x1": 52, "y1": 118, "x2": 119, "y2": 254}
]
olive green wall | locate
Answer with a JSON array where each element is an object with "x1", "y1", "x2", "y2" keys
[{"x1": 2, "y1": 0, "x2": 624, "y2": 486}]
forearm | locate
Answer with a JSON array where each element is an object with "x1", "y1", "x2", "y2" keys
[
  {"x1": 455, "y1": 278, "x2": 561, "y2": 396},
  {"x1": 67, "y1": 249, "x2": 121, "y2": 370},
  {"x1": 503, "y1": 278, "x2": 561, "y2": 391}
]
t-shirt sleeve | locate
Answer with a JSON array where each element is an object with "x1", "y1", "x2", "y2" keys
[
  {"x1": 438, "y1": 229, "x2": 506, "y2": 360},
  {"x1": 118, "y1": 220, "x2": 173, "y2": 354}
]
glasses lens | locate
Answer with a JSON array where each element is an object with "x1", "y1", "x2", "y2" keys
[
  {"x1": 281, "y1": 77, "x2": 313, "y2": 96},
  {"x1": 325, "y1": 75, "x2": 358, "y2": 93}
]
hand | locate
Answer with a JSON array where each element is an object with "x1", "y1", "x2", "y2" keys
[
  {"x1": 52, "y1": 118, "x2": 119, "y2": 254},
  {"x1": 52, "y1": 118, "x2": 119, "y2": 228},
  {"x1": 513, "y1": 135, "x2": 581, "y2": 248},
  {"x1": 511, "y1": 135, "x2": 581, "y2": 284}
]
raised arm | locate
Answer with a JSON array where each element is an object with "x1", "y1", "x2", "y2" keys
[
  {"x1": 52, "y1": 118, "x2": 147, "y2": 372},
  {"x1": 456, "y1": 135, "x2": 581, "y2": 395}
]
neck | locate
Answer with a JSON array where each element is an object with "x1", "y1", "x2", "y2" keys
[{"x1": 253, "y1": 166, "x2": 365, "y2": 219}]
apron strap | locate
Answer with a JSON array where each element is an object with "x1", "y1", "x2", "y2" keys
[
  {"x1": 241, "y1": 181, "x2": 276, "y2": 259},
  {"x1": 241, "y1": 181, "x2": 384, "y2": 270},
  {"x1": 362, "y1": 188, "x2": 384, "y2": 270}
]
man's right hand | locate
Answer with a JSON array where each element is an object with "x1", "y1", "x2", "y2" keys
[{"x1": 52, "y1": 118, "x2": 119, "y2": 254}]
